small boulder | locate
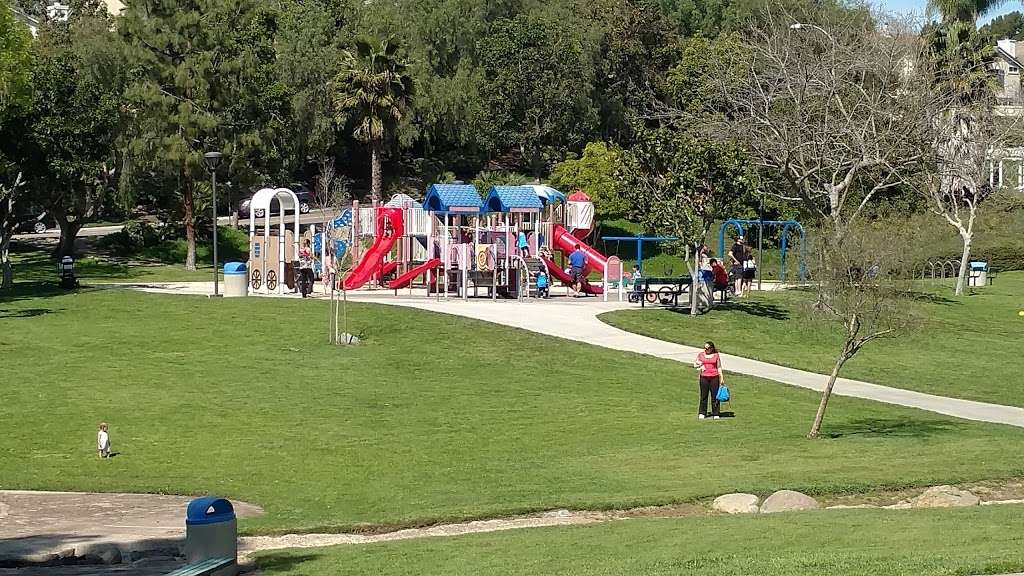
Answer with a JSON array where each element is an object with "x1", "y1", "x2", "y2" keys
[
  {"x1": 912, "y1": 485, "x2": 979, "y2": 508},
  {"x1": 541, "y1": 509, "x2": 572, "y2": 518},
  {"x1": 77, "y1": 543, "x2": 123, "y2": 565},
  {"x1": 712, "y1": 493, "x2": 760, "y2": 514},
  {"x1": 759, "y1": 490, "x2": 819, "y2": 514}
]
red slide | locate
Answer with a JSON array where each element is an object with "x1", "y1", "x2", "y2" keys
[
  {"x1": 550, "y1": 224, "x2": 608, "y2": 275},
  {"x1": 343, "y1": 208, "x2": 404, "y2": 290},
  {"x1": 541, "y1": 256, "x2": 603, "y2": 295},
  {"x1": 387, "y1": 258, "x2": 441, "y2": 289}
]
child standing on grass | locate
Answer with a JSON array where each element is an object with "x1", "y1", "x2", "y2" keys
[{"x1": 97, "y1": 423, "x2": 110, "y2": 458}]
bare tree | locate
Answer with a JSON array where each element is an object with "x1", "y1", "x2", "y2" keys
[
  {"x1": 312, "y1": 157, "x2": 351, "y2": 233},
  {"x1": 706, "y1": 9, "x2": 928, "y2": 236},
  {"x1": 0, "y1": 172, "x2": 26, "y2": 289},
  {"x1": 914, "y1": 25, "x2": 1022, "y2": 295},
  {"x1": 807, "y1": 221, "x2": 917, "y2": 438}
]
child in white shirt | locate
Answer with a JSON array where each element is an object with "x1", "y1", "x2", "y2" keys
[{"x1": 97, "y1": 422, "x2": 110, "y2": 458}]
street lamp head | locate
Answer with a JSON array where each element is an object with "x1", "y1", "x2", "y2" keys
[{"x1": 203, "y1": 151, "x2": 223, "y2": 172}]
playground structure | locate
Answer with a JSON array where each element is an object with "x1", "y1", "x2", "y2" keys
[
  {"x1": 337, "y1": 185, "x2": 625, "y2": 300},
  {"x1": 247, "y1": 187, "x2": 301, "y2": 293},
  {"x1": 718, "y1": 219, "x2": 807, "y2": 284}
]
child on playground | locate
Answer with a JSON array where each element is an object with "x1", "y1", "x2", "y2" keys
[
  {"x1": 517, "y1": 231, "x2": 530, "y2": 257},
  {"x1": 97, "y1": 422, "x2": 110, "y2": 458},
  {"x1": 536, "y1": 269, "x2": 549, "y2": 298}
]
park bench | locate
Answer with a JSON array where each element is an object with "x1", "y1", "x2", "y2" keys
[
  {"x1": 633, "y1": 276, "x2": 693, "y2": 308},
  {"x1": 165, "y1": 556, "x2": 235, "y2": 576}
]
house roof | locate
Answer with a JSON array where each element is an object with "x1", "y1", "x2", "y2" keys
[
  {"x1": 483, "y1": 186, "x2": 544, "y2": 213},
  {"x1": 995, "y1": 44, "x2": 1024, "y2": 70},
  {"x1": 423, "y1": 184, "x2": 482, "y2": 214}
]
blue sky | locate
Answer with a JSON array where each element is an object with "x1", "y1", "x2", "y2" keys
[{"x1": 874, "y1": 0, "x2": 1019, "y2": 24}]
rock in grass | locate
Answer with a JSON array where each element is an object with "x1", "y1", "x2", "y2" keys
[
  {"x1": 712, "y1": 493, "x2": 760, "y2": 514},
  {"x1": 759, "y1": 490, "x2": 819, "y2": 513},
  {"x1": 912, "y1": 485, "x2": 980, "y2": 508}
]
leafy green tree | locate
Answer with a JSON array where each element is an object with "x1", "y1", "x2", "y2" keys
[
  {"x1": 15, "y1": 4, "x2": 122, "y2": 258},
  {"x1": 618, "y1": 125, "x2": 754, "y2": 247},
  {"x1": 0, "y1": 1, "x2": 33, "y2": 288},
  {"x1": 119, "y1": 0, "x2": 282, "y2": 270},
  {"x1": 549, "y1": 142, "x2": 627, "y2": 219},
  {"x1": 476, "y1": 13, "x2": 598, "y2": 177},
  {"x1": 333, "y1": 35, "x2": 415, "y2": 202},
  {"x1": 980, "y1": 10, "x2": 1024, "y2": 38},
  {"x1": 471, "y1": 169, "x2": 529, "y2": 193},
  {"x1": 929, "y1": 0, "x2": 1006, "y2": 25}
]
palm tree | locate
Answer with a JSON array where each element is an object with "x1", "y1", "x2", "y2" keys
[
  {"x1": 333, "y1": 36, "x2": 414, "y2": 203},
  {"x1": 929, "y1": 0, "x2": 1006, "y2": 25}
]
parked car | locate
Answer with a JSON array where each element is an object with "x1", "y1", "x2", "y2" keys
[
  {"x1": 13, "y1": 208, "x2": 55, "y2": 234},
  {"x1": 238, "y1": 184, "x2": 314, "y2": 219}
]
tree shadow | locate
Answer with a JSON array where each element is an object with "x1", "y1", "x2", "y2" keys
[
  {"x1": 903, "y1": 290, "x2": 959, "y2": 305},
  {"x1": 824, "y1": 418, "x2": 965, "y2": 439},
  {"x1": 254, "y1": 552, "x2": 323, "y2": 573},
  {"x1": 711, "y1": 300, "x2": 790, "y2": 320},
  {"x1": 0, "y1": 308, "x2": 57, "y2": 318}
]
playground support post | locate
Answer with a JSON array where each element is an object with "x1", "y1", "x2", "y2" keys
[{"x1": 758, "y1": 193, "x2": 764, "y2": 291}]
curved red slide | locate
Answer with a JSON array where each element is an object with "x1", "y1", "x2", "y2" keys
[
  {"x1": 541, "y1": 256, "x2": 603, "y2": 295},
  {"x1": 343, "y1": 208, "x2": 404, "y2": 290},
  {"x1": 387, "y1": 258, "x2": 441, "y2": 289},
  {"x1": 550, "y1": 224, "x2": 608, "y2": 275}
]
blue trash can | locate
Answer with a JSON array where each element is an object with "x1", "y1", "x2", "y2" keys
[
  {"x1": 969, "y1": 261, "x2": 988, "y2": 287},
  {"x1": 185, "y1": 497, "x2": 237, "y2": 572},
  {"x1": 223, "y1": 262, "x2": 248, "y2": 297}
]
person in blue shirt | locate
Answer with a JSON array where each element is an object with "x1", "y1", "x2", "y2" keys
[
  {"x1": 568, "y1": 244, "x2": 587, "y2": 296},
  {"x1": 517, "y1": 231, "x2": 529, "y2": 257},
  {"x1": 535, "y1": 269, "x2": 549, "y2": 298}
]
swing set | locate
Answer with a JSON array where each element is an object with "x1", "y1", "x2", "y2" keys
[{"x1": 718, "y1": 219, "x2": 807, "y2": 283}]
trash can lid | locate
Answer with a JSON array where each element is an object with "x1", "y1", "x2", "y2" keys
[
  {"x1": 969, "y1": 261, "x2": 987, "y2": 270},
  {"x1": 224, "y1": 262, "x2": 247, "y2": 273},
  {"x1": 186, "y1": 497, "x2": 235, "y2": 525}
]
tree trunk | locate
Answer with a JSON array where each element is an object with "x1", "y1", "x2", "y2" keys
[
  {"x1": 53, "y1": 211, "x2": 83, "y2": 260},
  {"x1": 183, "y1": 182, "x2": 197, "y2": 271},
  {"x1": 370, "y1": 141, "x2": 382, "y2": 203},
  {"x1": 953, "y1": 209, "x2": 976, "y2": 297},
  {"x1": 808, "y1": 348, "x2": 851, "y2": 439},
  {"x1": 0, "y1": 233, "x2": 12, "y2": 290}
]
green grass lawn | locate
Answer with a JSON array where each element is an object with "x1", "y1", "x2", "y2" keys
[
  {"x1": 2, "y1": 288, "x2": 1024, "y2": 535},
  {"x1": 257, "y1": 505, "x2": 1024, "y2": 575},
  {"x1": 601, "y1": 272, "x2": 1024, "y2": 407},
  {"x1": 10, "y1": 240, "x2": 216, "y2": 284}
]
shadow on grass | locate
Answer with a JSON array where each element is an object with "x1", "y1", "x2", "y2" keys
[
  {"x1": 0, "y1": 283, "x2": 94, "y2": 305},
  {"x1": 0, "y1": 307, "x2": 57, "y2": 318},
  {"x1": 256, "y1": 552, "x2": 324, "y2": 574},
  {"x1": 824, "y1": 418, "x2": 965, "y2": 439},
  {"x1": 904, "y1": 290, "x2": 959, "y2": 305},
  {"x1": 702, "y1": 300, "x2": 791, "y2": 320}
]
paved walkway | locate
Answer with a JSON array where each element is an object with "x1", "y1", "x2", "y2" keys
[
  {"x1": 346, "y1": 294, "x2": 1024, "y2": 428},
  {"x1": 0, "y1": 490, "x2": 261, "y2": 568},
  {"x1": 102, "y1": 281, "x2": 1024, "y2": 428}
]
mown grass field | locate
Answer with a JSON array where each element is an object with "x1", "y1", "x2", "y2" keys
[
  {"x1": 601, "y1": 272, "x2": 1024, "y2": 407},
  {"x1": 257, "y1": 505, "x2": 1024, "y2": 576},
  {"x1": 2, "y1": 287, "x2": 1024, "y2": 536}
]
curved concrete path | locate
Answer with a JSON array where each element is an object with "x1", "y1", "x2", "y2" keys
[
  {"x1": 345, "y1": 294, "x2": 1024, "y2": 429},
  {"x1": 105, "y1": 281, "x2": 1024, "y2": 428}
]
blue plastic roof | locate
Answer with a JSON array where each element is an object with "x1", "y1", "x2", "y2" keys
[
  {"x1": 423, "y1": 184, "x2": 483, "y2": 214},
  {"x1": 483, "y1": 186, "x2": 544, "y2": 213},
  {"x1": 532, "y1": 185, "x2": 567, "y2": 206}
]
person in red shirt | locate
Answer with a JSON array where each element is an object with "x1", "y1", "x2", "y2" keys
[
  {"x1": 694, "y1": 341, "x2": 725, "y2": 419},
  {"x1": 710, "y1": 258, "x2": 729, "y2": 293}
]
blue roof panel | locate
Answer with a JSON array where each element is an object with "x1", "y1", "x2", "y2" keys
[
  {"x1": 423, "y1": 184, "x2": 482, "y2": 213},
  {"x1": 483, "y1": 186, "x2": 544, "y2": 213}
]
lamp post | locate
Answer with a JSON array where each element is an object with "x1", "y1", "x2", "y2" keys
[{"x1": 203, "y1": 151, "x2": 223, "y2": 296}]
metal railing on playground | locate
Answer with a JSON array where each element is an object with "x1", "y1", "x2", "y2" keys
[{"x1": 917, "y1": 259, "x2": 958, "y2": 281}]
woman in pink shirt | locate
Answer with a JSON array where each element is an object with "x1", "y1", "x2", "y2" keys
[{"x1": 694, "y1": 341, "x2": 724, "y2": 420}]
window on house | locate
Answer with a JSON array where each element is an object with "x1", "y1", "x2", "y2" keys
[{"x1": 1011, "y1": 65, "x2": 1020, "y2": 73}]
